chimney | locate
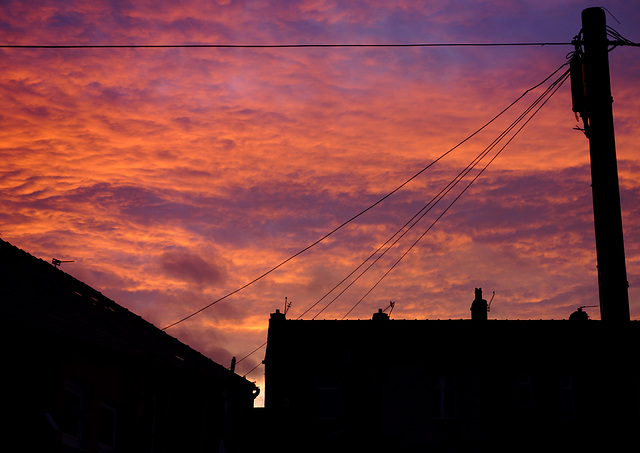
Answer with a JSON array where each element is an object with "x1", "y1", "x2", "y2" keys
[
  {"x1": 270, "y1": 309, "x2": 286, "y2": 322},
  {"x1": 372, "y1": 308, "x2": 390, "y2": 321},
  {"x1": 569, "y1": 307, "x2": 590, "y2": 322},
  {"x1": 470, "y1": 288, "x2": 488, "y2": 321}
]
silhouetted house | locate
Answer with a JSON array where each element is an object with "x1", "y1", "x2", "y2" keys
[
  {"x1": 1, "y1": 239, "x2": 259, "y2": 453},
  {"x1": 263, "y1": 291, "x2": 639, "y2": 452}
]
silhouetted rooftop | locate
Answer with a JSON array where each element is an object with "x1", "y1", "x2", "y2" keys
[{"x1": 1, "y1": 238, "x2": 250, "y2": 385}]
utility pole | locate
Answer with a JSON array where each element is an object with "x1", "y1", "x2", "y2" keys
[{"x1": 580, "y1": 7, "x2": 630, "y2": 322}]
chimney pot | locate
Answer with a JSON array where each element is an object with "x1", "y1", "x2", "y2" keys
[{"x1": 470, "y1": 288, "x2": 488, "y2": 321}]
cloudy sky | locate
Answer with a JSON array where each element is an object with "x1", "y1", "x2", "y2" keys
[{"x1": 2, "y1": 0, "x2": 639, "y2": 403}]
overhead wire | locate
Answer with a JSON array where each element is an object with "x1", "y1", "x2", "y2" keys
[
  {"x1": 161, "y1": 157, "x2": 432, "y2": 329},
  {"x1": 161, "y1": 160, "x2": 431, "y2": 329},
  {"x1": 236, "y1": 341, "x2": 268, "y2": 366},
  {"x1": 299, "y1": 62, "x2": 570, "y2": 320},
  {"x1": 161, "y1": 60, "x2": 570, "y2": 331},
  {"x1": 1, "y1": 42, "x2": 572, "y2": 49},
  {"x1": 234, "y1": 67, "x2": 571, "y2": 371},
  {"x1": 606, "y1": 26, "x2": 640, "y2": 48},
  {"x1": 234, "y1": 62, "x2": 571, "y2": 368},
  {"x1": 242, "y1": 360, "x2": 264, "y2": 378},
  {"x1": 315, "y1": 105, "x2": 539, "y2": 319},
  {"x1": 312, "y1": 148, "x2": 492, "y2": 320},
  {"x1": 341, "y1": 68, "x2": 571, "y2": 319}
]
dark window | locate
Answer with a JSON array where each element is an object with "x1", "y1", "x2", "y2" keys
[
  {"x1": 560, "y1": 376, "x2": 575, "y2": 419},
  {"x1": 315, "y1": 375, "x2": 341, "y2": 419},
  {"x1": 517, "y1": 374, "x2": 533, "y2": 409},
  {"x1": 61, "y1": 380, "x2": 88, "y2": 449},
  {"x1": 428, "y1": 376, "x2": 456, "y2": 419},
  {"x1": 98, "y1": 402, "x2": 117, "y2": 452}
]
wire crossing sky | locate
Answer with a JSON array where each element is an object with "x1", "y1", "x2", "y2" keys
[
  {"x1": 2, "y1": 42, "x2": 573, "y2": 48},
  {"x1": 161, "y1": 61, "x2": 572, "y2": 330},
  {"x1": 232, "y1": 65, "x2": 572, "y2": 368}
]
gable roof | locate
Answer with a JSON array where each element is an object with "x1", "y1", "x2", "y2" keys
[{"x1": 1, "y1": 238, "x2": 253, "y2": 386}]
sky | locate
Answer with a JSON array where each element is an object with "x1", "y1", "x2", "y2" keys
[{"x1": 2, "y1": 0, "x2": 639, "y2": 404}]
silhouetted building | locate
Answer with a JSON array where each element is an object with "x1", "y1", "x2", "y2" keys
[
  {"x1": 1, "y1": 239, "x2": 259, "y2": 453},
  {"x1": 263, "y1": 294, "x2": 639, "y2": 452}
]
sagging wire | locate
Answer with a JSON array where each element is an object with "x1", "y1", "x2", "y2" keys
[
  {"x1": 231, "y1": 62, "x2": 572, "y2": 364},
  {"x1": 236, "y1": 67, "x2": 573, "y2": 369},
  {"x1": 296, "y1": 61, "x2": 572, "y2": 320},
  {"x1": 340, "y1": 69, "x2": 571, "y2": 319}
]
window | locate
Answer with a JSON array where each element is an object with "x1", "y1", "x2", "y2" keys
[
  {"x1": 61, "y1": 380, "x2": 88, "y2": 449},
  {"x1": 560, "y1": 376, "x2": 575, "y2": 419},
  {"x1": 428, "y1": 376, "x2": 456, "y2": 419},
  {"x1": 517, "y1": 374, "x2": 533, "y2": 409},
  {"x1": 315, "y1": 375, "x2": 341, "y2": 419},
  {"x1": 98, "y1": 402, "x2": 117, "y2": 452}
]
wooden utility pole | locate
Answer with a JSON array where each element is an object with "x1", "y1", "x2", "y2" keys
[{"x1": 581, "y1": 7, "x2": 630, "y2": 322}]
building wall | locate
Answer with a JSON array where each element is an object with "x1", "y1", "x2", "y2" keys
[
  {"x1": 9, "y1": 331, "x2": 255, "y2": 453},
  {"x1": 264, "y1": 314, "x2": 640, "y2": 452}
]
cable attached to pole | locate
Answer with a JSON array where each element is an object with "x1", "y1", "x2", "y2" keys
[
  {"x1": 163, "y1": 61, "x2": 570, "y2": 330},
  {"x1": 234, "y1": 65, "x2": 571, "y2": 367},
  {"x1": 340, "y1": 69, "x2": 571, "y2": 319}
]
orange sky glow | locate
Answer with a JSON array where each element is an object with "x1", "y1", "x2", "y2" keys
[{"x1": 2, "y1": 0, "x2": 639, "y2": 404}]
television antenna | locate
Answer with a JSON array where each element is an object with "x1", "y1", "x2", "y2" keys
[
  {"x1": 383, "y1": 300, "x2": 396, "y2": 316},
  {"x1": 487, "y1": 291, "x2": 496, "y2": 312},
  {"x1": 284, "y1": 297, "x2": 292, "y2": 315}
]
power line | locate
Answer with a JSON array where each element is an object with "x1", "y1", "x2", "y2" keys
[
  {"x1": 161, "y1": 160, "x2": 422, "y2": 329},
  {"x1": 335, "y1": 68, "x2": 570, "y2": 319},
  {"x1": 313, "y1": 145, "x2": 495, "y2": 319},
  {"x1": 236, "y1": 341, "x2": 267, "y2": 366},
  {"x1": 162, "y1": 59, "x2": 570, "y2": 330},
  {"x1": 232, "y1": 63, "x2": 571, "y2": 364},
  {"x1": 235, "y1": 67, "x2": 567, "y2": 359},
  {"x1": 236, "y1": 76, "x2": 570, "y2": 366},
  {"x1": 341, "y1": 69, "x2": 571, "y2": 319},
  {"x1": 242, "y1": 360, "x2": 264, "y2": 378},
  {"x1": 1, "y1": 42, "x2": 572, "y2": 49},
  {"x1": 606, "y1": 26, "x2": 640, "y2": 48},
  {"x1": 295, "y1": 61, "x2": 570, "y2": 320}
]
